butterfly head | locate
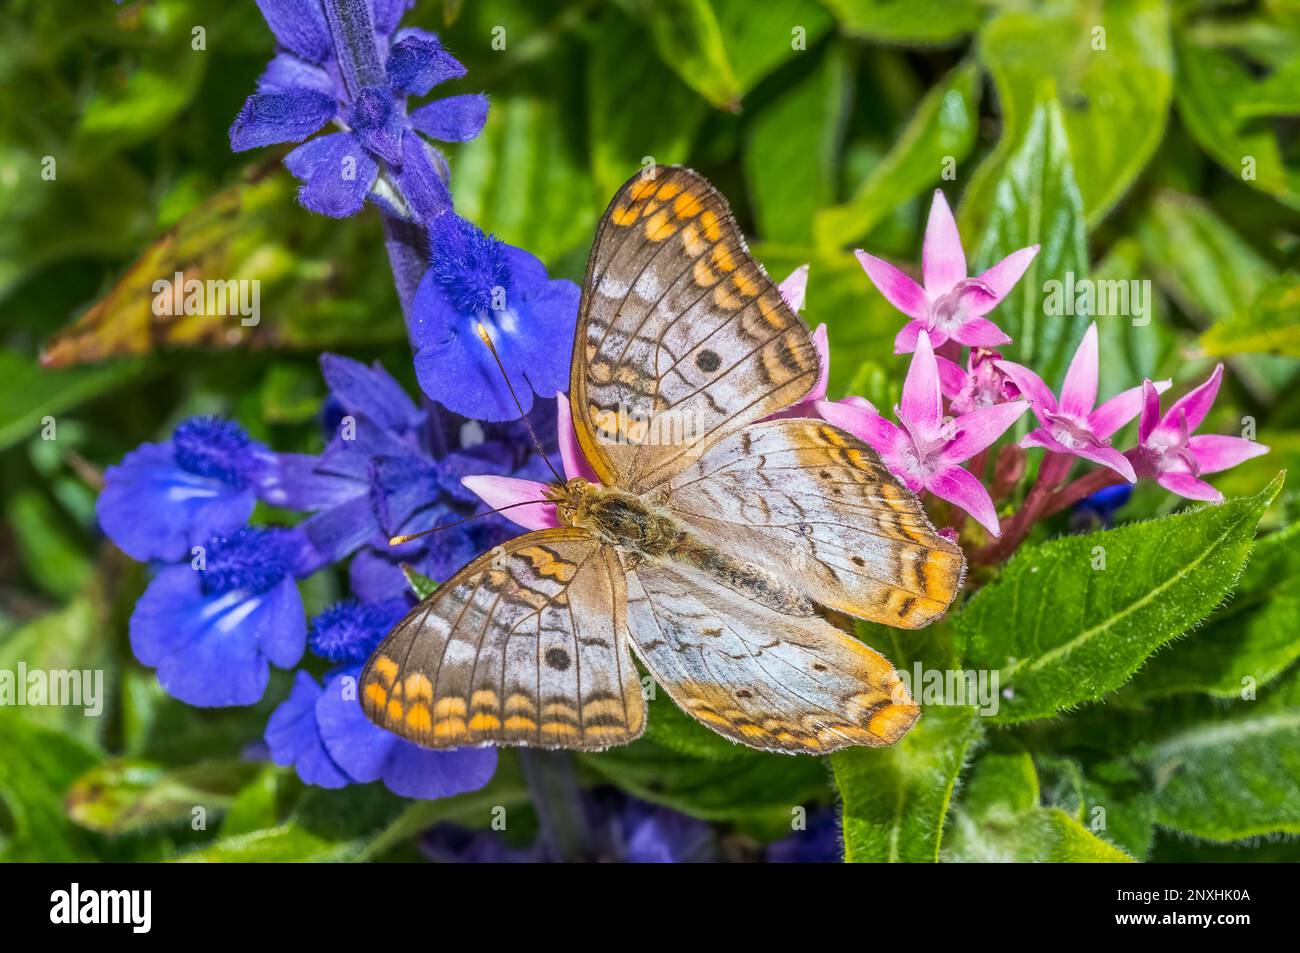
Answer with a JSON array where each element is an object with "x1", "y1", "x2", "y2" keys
[{"x1": 547, "y1": 478, "x2": 678, "y2": 557}]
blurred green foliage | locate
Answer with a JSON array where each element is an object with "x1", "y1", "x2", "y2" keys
[{"x1": 2, "y1": 0, "x2": 1300, "y2": 863}]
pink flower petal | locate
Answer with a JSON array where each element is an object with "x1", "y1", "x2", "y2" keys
[
  {"x1": 901, "y1": 331, "x2": 943, "y2": 433},
  {"x1": 555, "y1": 392, "x2": 601, "y2": 484},
  {"x1": 1157, "y1": 471, "x2": 1223, "y2": 503},
  {"x1": 1020, "y1": 428, "x2": 1069, "y2": 455},
  {"x1": 779, "y1": 264, "x2": 809, "y2": 313},
  {"x1": 808, "y1": 323, "x2": 829, "y2": 401},
  {"x1": 834, "y1": 395, "x2": 876, "y2": 410},
  {"x1": 972, "y1": 244, "x2": 1039, "y2": 311},
  {"x1": 855, "y1": 251, "x2": 929, "y2": 319},
  {"x1": 1070, "y1": 443, "x2": 1137, "y2": 483},
  {"x1": 996, "y1": 360, "x2": 1058, "y2": 419},
  {"x1": 1162, "y1": 363, "x2": 1223, "y2": 435},
  {"x1": 461, "y1": 475, "x2": 558, "y2": 531},
  {"x1": 1186, "y1": 434, "x2": 1269, "y2": 474},
  {"x1": 935, "y1": 355, "x2": 968, "y2": 399},
  {"x1": 921, "y1": 190, "x2": 966, "y2": 295},
  {"x1": 926, "y1": 464, "x2": 1001, "y2": 536},
  {"x1": 1089, "y1": 379, "x2": 1171, "y2": 441},
  {"x1": 1138, "y1": 379, "x2": 1162, "y2": 444},
  {"x1": 1058, "y1": 323, "x2": 1099, "y2": 418},
  {"x1": 951, "y1": 316, "x2": 1011, "y2": 347},
  {"x1": 817, "y1": 402, "x2": 903, "y2": 460},
  {"x1": 893, "y1": 319, "x2": 926, "y2": 354},
  {"x1": 944, "y1": 399, "x2": 1030, "y2": 463}
]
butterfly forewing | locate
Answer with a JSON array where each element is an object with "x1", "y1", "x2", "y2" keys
[
  {"x1": 665, "y1": 418, "x2": 965, "y2": 628},
  {"x1": 624, "y1": 560, "x2": 919, "y2": 754},
  {"x1": 360, "y1": 529, "x2": 646, "y2": 751},
  {"x1": 571, "y1": 166, "x2": 821, "y2": 492}
]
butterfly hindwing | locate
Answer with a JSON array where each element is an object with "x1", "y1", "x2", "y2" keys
[
  {"x1": 666, "y1": 417, "x2": 965, "y2": 628},
  {"x1": 361, "y1": 529, "x2": 646, "y2": 751},
  {"x1": 623, "y1": 559, "x2": 919, "y2": 754},
  {"x1": 572, "y1": 166, "x2": 821, "y2": 492}
]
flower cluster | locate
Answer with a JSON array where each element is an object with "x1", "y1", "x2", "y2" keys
[
  {"x1": 98, "y1": 354, "x2": 551, "y2": 795},
  {"x1": 820, "y1": 190, "x2": 1266, "y2": 541}
]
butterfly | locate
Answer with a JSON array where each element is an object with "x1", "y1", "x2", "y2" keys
[{"x1": 360, "y1": 166, "x2": 966, "y2": 755}]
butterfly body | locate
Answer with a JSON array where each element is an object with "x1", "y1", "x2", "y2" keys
[{"x1": 362, "y1": 166, "x2": 966, "y2": 755}]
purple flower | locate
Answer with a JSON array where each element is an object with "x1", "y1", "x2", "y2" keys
[
  {"x1": 998, "y1": 324, "x2": 1170, "y2": 483},
  {"x1": 766, "y1": 807, "x2": 841, "y2": 863},
  {"x1": 856, "y1": 190, "x2": 1039, "y2": 354},
  {"x1": 267, "y1": 600, "x2": 498, "y2": 799},
  {"x1": 1128, "y1": 365, "x2": 1269, "y2": 502},
  {"x1": 267, "y1": 354, "x2": 545, "y2": 590},
  {"x1": 231, "y1": 1, "x2": 487, "y2": 221},
  {"x1": 97, "y1": 417, "x2": 277, "y2": 563},
  {"x1": 819, "y1": 331, "x2": 1029, "y2": 536},
  {"x1": 410, "y1": 213, "x2": 580, "y2": 421},
  {"x1": 129, "y1": 528, "x2": 308, "y2": 706}
]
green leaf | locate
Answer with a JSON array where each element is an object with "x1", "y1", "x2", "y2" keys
[
  {"x1": 1202, "y1": 272, "x2": 1300, "y2": 359},
  {"x1": 821, "y1": 0, "x2": 983, "y2": 45},
  {"x1": 1126, "y1": 522, "x2": 1300, "y2": 700},
  {"x1": 0, "y1": 713, "x2": 100, "y2": 861},
  {"x1": 219, "y1": 766, "x2": 299, "y2": 837},
  {"x1": 627, "y1": 0, "x2": 832, "y2": 111},
  {"x1": 1174, "y1": 36, "x2": 1300, "y2": 209},
  {"x1": 815, "y1": 59, "x2": 980, "y2": 250},
  {"x1": 450, "y1": 92, "x2": 601, "y2": 268},
  {"x1": 1137, "y1": 191, "x2": 1273, "y2": 323},
  {"x1": 1037, "y1": 756, "x2": 1156, "y2": 860},
  {"x1": 175, "y1": 822, "x2": 362, "y2": 862},
  {"x1": 745, "y1": 43, "x2": 850, "y2": 244},
  {"x1": 627, "y1": 0, "x2": 741, "y2": 111},
  {"x1": 1090, "y1": 239, "x2": 1177, "y2": 402},
  {"x1": 401, "y1": 564, "x2": 438, "y2": 600},
  {"x1": 964, "y1": 0, "x2": 1172, "y2": 229},
  {"x1": 970, "y1": 98, "x2": 1090, "y2": 391},
  {"x1": 832, "y1": 705, "x2": 981, "y2": 862},
  {"x1": 955, "y1": 475, "x2": 1284, "y2": 724},
  {"x1": 1236, "y1": 57, "x2": 1300, "y2": 119},
  {"x1": 0, "y1": 349, "x2": 149, "y2": 452},
  {"x1": 0, "y1": 593, "x2": 115, "y2": 744},
  {"x1": 588, "y1": 6, "x2": 707, "y2": 199},
  {"x1": 944, "y1": 749, "x2": 1133, "y2": 862},
  {"x1": 66, "y1": 758, "x2": 260, "y2": 835},
  {"x1": 1142, "y1": 669, "x2": 1300, "y2": 841}
]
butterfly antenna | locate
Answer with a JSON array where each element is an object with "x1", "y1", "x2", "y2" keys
[
  {"x1": 475, "y1": 322, "x2": 564, "y2": 483},
  {"x1": 389, "y1": 499, "x2": 548, "y2": 546}
]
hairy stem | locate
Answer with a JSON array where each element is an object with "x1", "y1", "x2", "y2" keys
[{"x1": 973, "y1": 452, "x2": 1072, "y2": 564}]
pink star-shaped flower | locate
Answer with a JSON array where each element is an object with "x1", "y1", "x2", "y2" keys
[
  {"x1": 819, "y1": 331, "x2": 1028, "y2": 536},
  {"x1": 1128, "y1": 364, "x2": 1269, "y2": 502},
  {"x1": 996, "y1": 323, "x2": 1171, "y2": 483},
  {"x1": 856, "y1": 190, "x2": 1039, "y2": 355}
]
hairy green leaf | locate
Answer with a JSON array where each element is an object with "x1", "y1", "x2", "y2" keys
[
  {"x1": 944, "y1": 749, "x2": 1133, "y2": 861},
  {"x1": 833, "y1": 705, "x2": 981, "y2": 862},
  {"x1": 1143, "y1": 668, "x2": 1300, "y2": 841},
  {"x1": 1126, "y1": 522, "x2": 1300, "y2": 700},
  {"x1": 956, "y1": 475, "x2": 1284, "y2": 724}
]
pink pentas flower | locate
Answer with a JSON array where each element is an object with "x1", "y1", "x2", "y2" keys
[
  {"x1": 1128, "y1": 364, "x2": 1269, "y2": 502},
  {"x1": 818, "y1": 331, "x2": 1029, "y2": 537},
  {"x1": 996, "y1": 324, "x2": 1170, "y2": 484},
  {"x1": 769, "y1": 266, "x2": 875, "y2": 421},
  {"x1": 935, "y1": 347, "x2": 1020, "y2": 414},
  {"x1": 461, "y1": 393, "x2": 597, "y2": 531},
  {"x1": 855, "y1": 190, "x2": 1039, "y2": 354}
]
